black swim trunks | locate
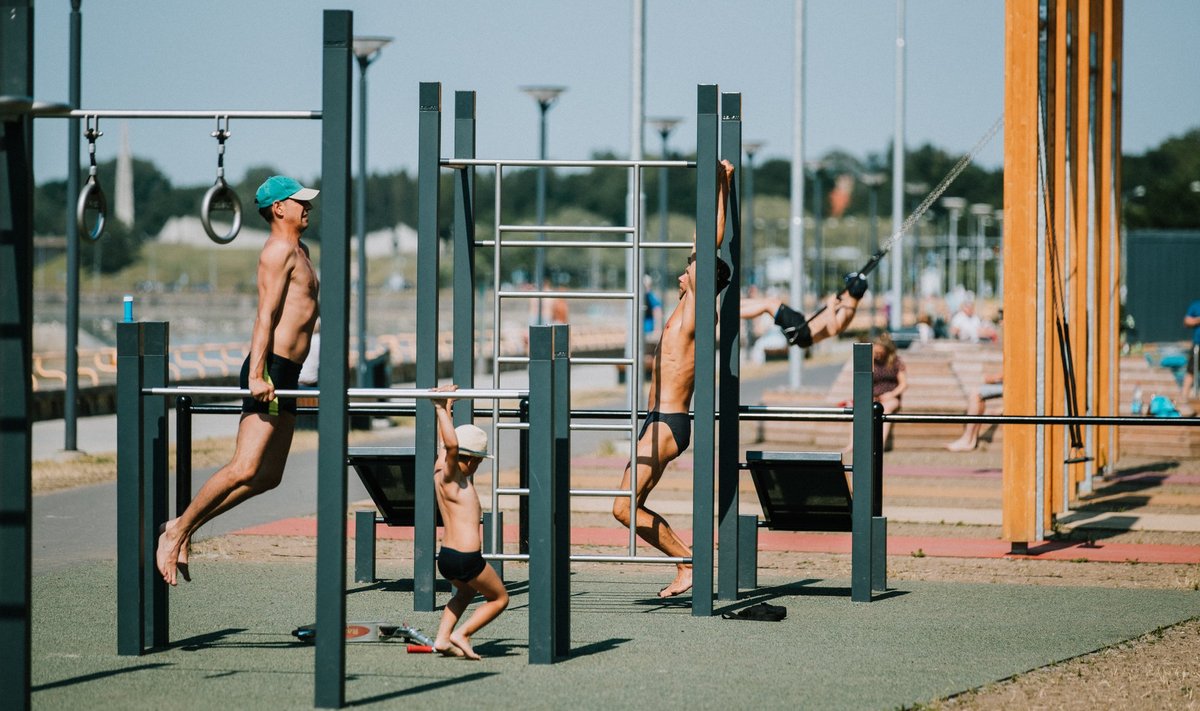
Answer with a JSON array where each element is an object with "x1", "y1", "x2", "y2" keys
[
  {"x1": 638, "y1": 411, "x2": 692, "y2": 453},
  {"x1": 774, "y1": 304, "x2": 813, "y2": 348},
  {"x1": 437, "y1": 546, "x2": 487, "y2": 582},
  {"x1": 239, "y1": 353, "x2": 303, "y2": 416}
]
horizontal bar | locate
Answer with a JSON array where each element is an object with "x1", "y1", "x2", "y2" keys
[
  {"x1": 186, "y1": 403, "x2": 523, "y2": 418},
  {"x1": 481, "y1": 553, "x2": 692, "y2": 564},
  {"x1": 494, "y1": 487, "x2": 531, "y2": 496},
  {"x1": 489, "y1": 240, "x2": 633, "y2": 249},
  {"x1": 498, "y1": 225, "x2": 634, "y2": 235},
  {"x1": 741, "y1": 405, "x2": 853, "y2": 416},
  {"x1": 569, "y1": 423, "x2": 634, "y2": 432},
  {"x1": 497, "y1": 289, "x2": 633, "y2": 301},
  {"x1": 637, "y1": 241, "x2": 695, "y2": 249},
  {"x1": 143, "y1": 386, "x2": 526, "y2": 399},
  {"x1": 442, "y1": 158, "x2": 695, "y2": 169},
  {"x1": 31, "y1": 104, "x2": 321, "y2": 120},
  {"x1": 569, "y1": 489, "x2": 634, "y2": 497},
  {"x1": 886, "y1": 414, "x2": 1200, "y2": 427},
  {"x1": 495, "y1": 422, "x2": 530, "y2": 431},
  {"x1": 494, "y1": 355, "x2": 635, "y2": 367},
  {"x1": 568, "y1": 555, "x2": 691, "y2": 564},
  {"x1": 570, "y1": 357, "x2": 635, "y2": 366}
]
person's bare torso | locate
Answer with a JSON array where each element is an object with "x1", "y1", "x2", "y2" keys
[
  {"x1": 647, "y1": 290, "x2": 697, "y2": 413},
  {"x1": 270, "y1": 239, "x2": 320, "y2": 362},
  {"x1": 434, "y1": 454, "x2": 483, "y2": 552}
]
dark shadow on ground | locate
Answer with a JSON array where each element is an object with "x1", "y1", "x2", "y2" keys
[
  {"x1": 569, "y1": 637, "x2": 633, "y2": 659},
  {"x1": 33, "y1": 663, "x2": 172, "y2": 692},
  {"x1": 346, "y1": 671, "x2": 496, "y2": 707}
]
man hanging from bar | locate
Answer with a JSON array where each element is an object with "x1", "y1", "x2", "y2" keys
[
  {"x1": 612, "y1": 159, "x2": 735, "y2": 599},
  {"x1": 156, "y1": 176, "x2": 320, "y2": 586}
]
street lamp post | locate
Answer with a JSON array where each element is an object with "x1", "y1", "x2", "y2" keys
[
  {"x1": 352, "y1": 35, "x2": 392, "y2": 388},
  {"x1": 970, "y1": 203, "x2": 992, "y2": 297},
  {"x1": 742, "y1": 141, "x2": 764, "y2": 290},
  {"x1": 648, "y1": 117, "x2": 682, "y2": 297},
  {"x1": 861, "y1": 172, "x2": 886, "y2": 338},
  {"x1": 521, "y1": 86, "x2": 566, "y2": 325},
  {"x1": 941, "y1": 197, "x2": 967, "y2": 294}
]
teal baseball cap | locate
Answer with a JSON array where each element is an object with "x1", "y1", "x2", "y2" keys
[{"x1": 255, "y1": 175, "x2": 320, "y2": 209}]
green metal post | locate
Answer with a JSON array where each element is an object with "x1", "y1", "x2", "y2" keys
[
  {"x1": 527, "y1": 325, "x2": 558, "y2": 663},
  {"x1": 851, "y1": 342, "x2": 874, "y2": 602},
  {"x1": 141, "y1": 322, "x2": 169, "y2": 649},
  {"x1": 452, "y1": 91, "x2": 477, "y2": 417},
  {"x1": 737, "y1": 515, "x2": 758, "y2": 589},
  {"x1": 414, "y1": 81, "x2": 442, "y2": 612},
  {"x1": 314, "y1": 9, "x2": 353, "y2": 709},
  {"x1": 64, "y1": 0, "x2": 81, "y2": 452},
  {"x1": 116, "y1": 322, "x2": 145, "y2": 655},
  {"x1": 872, "y1": 401, "x2": 888, "y2": 591},
  {"x1": 691, "y1": 84, "x2": 719, "y2": 617},
  {"x1": 354, "y1": 510, "x2": 375, "y2": 583},
  {"x1": 717, "y1": 92, "x2": 742, "y2": 602},
  {"x1": 0, "y1": 3, "x2": 35, "y2": 702},
  {"x1": 481, "y1": 511, "x2": 502, "y2": 578},
  {"x1": 551, "y1": 324, "x2": 571, "y2": 658}
]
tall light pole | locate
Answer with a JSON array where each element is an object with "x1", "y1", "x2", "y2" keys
[
  {"x1": 742, "y1": 141, "x2": 764, "y2": 289},
  {"x1": 970, "y1": 203, "x2": 992, "y2": 297},
  {"x1": 889, "y1": 0, "x2": 907, "y2": 330},
  {"x1": 521, "y1": 86, "x2": 566, "y2": 325},
  {"x1": 648, "y1": 117, "x2": 681, "y2": 294},
  {"x1": 941, "y1": 196, "x2": 966, "y2": 293},
  {"x1": 65, "y1": 0, "x2": 83, "y2": 451},
  {"x1": 790, "y1": 0, "x2": 808, "y2": 388},
  {"x1": 352, "y1": 35, "x2": 392, "y2": 388},
  {"x1": 861, "y1": 172, "x2": 887, "y2": 338}
]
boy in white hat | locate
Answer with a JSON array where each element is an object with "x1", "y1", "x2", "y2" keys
[{"x1": 430, "y1": 385, "x2": 508, "y2": 659}]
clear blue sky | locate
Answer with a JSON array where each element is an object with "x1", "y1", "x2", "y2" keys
[{"x1": 30, "y1": 1, "x2": 1200, "y2": 189}]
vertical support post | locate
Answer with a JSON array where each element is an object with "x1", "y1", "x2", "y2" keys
[
  {"x1": 870, "y1": 401, "x2": 887, "y2": 592},
  {"x1": 481, "y1": 512, "x2": 503, "y2": 577},
  {"x1": 550, "y1": 324, "x2": 571, "y2": 658},
  {"x1": 528, "y1": 325, "x2": 559, "y2": 663},
  {"x1": 414, "y1": 81, "x2": 442, "y2": 613},
  {"x1": 691, "y1": 84, "x2": 719, "y2": 617},
  {"x1": 64, "y1": 0, "x2": 82, "y2": 453},
  {"x1": 1097, "y1": 0, "x2": 1122, "y2": 468},
  {"x1": 452, "y1": 91, "x2": 477, "y2": 420},
  {"x1": 1002, "y1": 0, "x2": 1041, "y2": 545},
  {"x1": 518, "y1": 398, "x2": 530, "y2": 554},
  {"x1": 717, "y1": 92, "x2": 742, "y2": 602},
  {"x1": 0, "y1": 4, "x2": 35, "y2": 703},
  {"x1": 850, "y1": 343, "x2": 874, "y2": 602},
  {"x1": 354, "y1": 510, "x2": 376, "y2": 583},
  {"x1": 737, "y1": 515, "x2": 758, "y2": 590},
  {"x1": 116, "y1": 322, "x2": 146, "y2": 654},
  {"x1": 314, "y1": 9, "x2": 353, "y2": 709},
  {"x1": 141, "y1": 321, "x2": 169, "y2": 649},
  {"x1": 174, "y1": 396, "x2": 192, "y2": 517}
]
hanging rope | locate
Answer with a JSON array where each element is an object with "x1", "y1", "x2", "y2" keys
[
  {"x1": 1035, "y1": 99, "x2": 1087, "y2": 457},
  {"x1": 804, "y1": 114, "x2": 1005, "y2": 324}
]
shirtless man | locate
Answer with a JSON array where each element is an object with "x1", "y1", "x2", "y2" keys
[
  {"x1": 430, "y1": 385, "x2": 508, "y2": 659},
  {"x1": 739, "y1": 271, "x2": 868, "y2": 348},
  {"x1": 155, "y1": 176, "x2": 320, "y2": 586},
  {"x1": 612, "y1": 159, "x2": 734, "y2": 599}
]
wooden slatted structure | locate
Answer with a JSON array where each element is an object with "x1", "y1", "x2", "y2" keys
[{"x1": 1002, "y1": 0, "x2": 1123, "y2": 545}]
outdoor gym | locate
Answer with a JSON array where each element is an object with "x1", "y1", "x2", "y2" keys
[{"x1": 3, "y1": 3, "x2": 1200, "y2": 710}]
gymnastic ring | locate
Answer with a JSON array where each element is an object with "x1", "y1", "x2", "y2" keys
[
  {"x1": 200, "y1": 177, "x2": 243, "y2": 245},
  {"x1": 76, "y1": 176, "x2": 107, "y2": 241}
]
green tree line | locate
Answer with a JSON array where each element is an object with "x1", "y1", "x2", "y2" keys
[{"x1": 33, "y1": 129, "x2": 1198, "y2": 275}]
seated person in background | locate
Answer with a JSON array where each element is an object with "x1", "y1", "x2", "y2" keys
[
  {"x1": 949, "y1": 298, "x2": 997, "y2": 343},
  {"x1": 867, "y1": 333, "x2": 906, "y2": 449},
  {"x1": 739, "y1": 272, "x2": 869, "y2": 349},
  {"x1": 945, "y1": 373, "x2": 1003, "y2": 452}
]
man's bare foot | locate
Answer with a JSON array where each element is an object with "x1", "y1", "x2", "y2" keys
[
  {"x1": 448, "y1": 630, "x2": 481, "y2": 660},
  {"x1": 155, "y1": 521, "x2": 182, "y2": 586},
  {"x1": 658, "y1": 566, "x2": 693, "y2": 599},
  {"x1": 946, "y1": 438, "x2": 976, "y2": 452},
  {"x1": 433, "y1": 639, "x2": 465, "y2": 658}
]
